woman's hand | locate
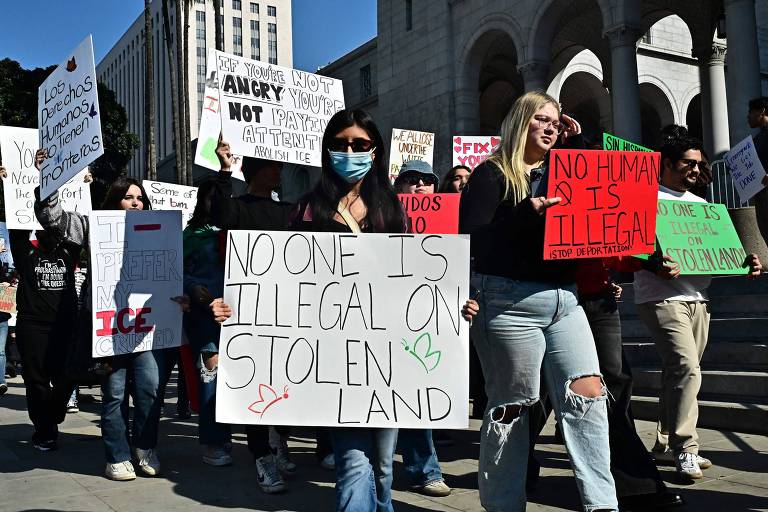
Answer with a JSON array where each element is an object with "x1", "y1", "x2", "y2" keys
[
  {"x1": 530, "y1": 196, "x2": 562, "y2": 215},
  {"x1": 462, "y1": 299, "x2": 479, "y2": 324},
  {"x1": 216, "y1": 139, "x2": 233, "y2": 171},
  {"x1": 210, "y1": 298, "x2": 233, "y2": 324},
  {"x1": 744, "y1": 253, "x2": 762, "y2": 279},
  {"x1": 559, "y1": 114, "x2": 581, "y2": 143},
  {"x1": 0, "y1": 166, "x2": 7, "y2": 180},
  {"x1": 34, "y1": 149, "x2": 47, "y2": 171},
  {"x1": 84, "y1": 171, "x2": 93, "y2": 183}
]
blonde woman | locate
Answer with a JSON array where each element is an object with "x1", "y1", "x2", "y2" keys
[{"x1": 459, "y1": 91, "x2": 617, "y2": 512}]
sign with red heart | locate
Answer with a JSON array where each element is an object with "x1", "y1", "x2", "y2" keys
[{"x1": 451, "y1": 135, "x2": 501, "y2": 170}]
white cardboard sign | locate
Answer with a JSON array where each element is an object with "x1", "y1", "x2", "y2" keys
[
  {"x1": 37, "y1": 35, "x2": 103, "y2": 200},
  {"x1": 0, "y1": 126, "x2": 92, "y2": 230},
  {"x1": 90, "y1": 210, "x2": 183, "y2": 357},
  {"x1": 216, "y1": 50, "x2": 345, "y2": 167},
  {"x1": 452, "y1": 135, "x2": 501, "y2": 170},
  {"x1": 724, "y1": 136, "x2": 767, "y2": 203},
  {"x1": 389, "y1": 129, "x2": 435, "y2": 181},
  {"x1": 143, "y1": 180, "x2": 198, "y2": 228},
  {"x1": 216, "y1": 231, "x2": 471, "y2": 428}
]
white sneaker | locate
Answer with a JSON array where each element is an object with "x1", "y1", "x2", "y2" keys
[
  {"x1": 134, "y1": 448, "x2": 161, "y2": 476},
  {"x1": 696, "y1": 454, "x2": 712, "y2": 469},
  {"x1": 320, "y1": 453, "x2": 335, "y2": 470},
  {"x1": 413, "y1": 479, "x2": 452, "y2": 497},
  {"x1": 105, "y1": 460, "x2": 136, "y2": 481},
  {"x1": 255, "y1": 454, "x2": 286, "y2": 494},
  {"x1": 676, "y1": 452, "x2": 703, "y2": 479},
  {"x1": 203, "y1": 445, "x2": 233, "y2": 466},
  {"x1": 66, "y1": 397, "x2": 79, "y2": 413}
]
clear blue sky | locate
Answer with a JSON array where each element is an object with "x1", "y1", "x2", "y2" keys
[{"x1": 0, "y1": 0, "x2": 376, "y2": 72}]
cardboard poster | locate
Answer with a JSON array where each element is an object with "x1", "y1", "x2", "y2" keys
[
  {"x1": 724, "y1": 136, "x2": 767, "y2": 203},
  {"x1": 0, "y1": 286, "x2": 17, "y2": 314},
  {"x1": 194, "y1": 49, "x2": 245, "y2": 180},
  {"x1": 143, "y1": 180, "x2": 198, "y2": 228},
  {"x1": 451, "y1": 136, "x2": 500, "y2": 170},
  {"x1": 216, "y1": 231, "x2": 471, "y2": 428},
  {"x1": 216, "y1": 50, "x2": 345, "y2": 167},
  {"x1": 89, "y1": 210, "x2": 183, "y2": 357},
  {"x1": 544, "y1": 149, "x2": 660, "y2": 260},
  {"x1": 655, "y1": 199, "x2": 747, "y2": 275},
  {"x1": 37, "y1": 35, "x2": 103, "y2": 200},
  {"x1": 603, "y1": 132, "x2": 652, "y2": 152},
  {"x1": 389, "y1": 129, "x2": 435, "y2": 181},
  {"x1": 398, "y1": 194, "x2": 460, "y2": 234},
  {"x1": 0, "y1": 126, "x2": 92, "y2": 230}
]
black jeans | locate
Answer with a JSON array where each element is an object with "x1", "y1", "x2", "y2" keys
[
  {"x1": 246, "y1": 425, "x2": 291, "y2": 459},
  {"x1": 17, "y1": 320, "x2": 75, "y2": 442}
]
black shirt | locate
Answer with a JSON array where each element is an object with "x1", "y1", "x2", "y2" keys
[{"x1": 210, "y1": 171, "x2": 294, "y2": 231}]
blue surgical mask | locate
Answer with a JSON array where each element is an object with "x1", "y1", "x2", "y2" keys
[{"x1": 328, "y1": 149, "x2": 375, "y2": 183}]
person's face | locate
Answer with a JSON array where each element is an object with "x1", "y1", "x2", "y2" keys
[
  {"x1": 663, "y1": 149, "x2": 703, "y2": 192},
  {"x1": 449, "y1": 168, "x2": 470, "y2": 192},
  {"x1": 748, "y1": 107, "x2": 766, "y2": 129},
  {"x1": 330, "y1": 124, "x2": 376, "y2": 159},
  {"x1": 120, "y1": 184, "x2": 145, "y2": 210},
  {"x1": 397, "y1": 173, "x2": 436, "y2": 194},
  {"x1": 526, "y1": 103, "x2": 562, "y2": 158},
  {"x1": 249, "y1": 162, "x2": 284, "y2": 191}
]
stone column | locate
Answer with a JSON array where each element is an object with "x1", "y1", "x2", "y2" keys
[
  {"x1": 604, "y1": 23, "x2": 643, "y2": 142},
  {"x1": 517, "y1": 60, "x2": 550, "y2": 93},
  {"x1": 724, "y1": 0, "x2": 762, "y2": 145},
  {"x1": 454, "y1": 86, "x2": 480, "y2": 134},
  {"x1": 695, "y1": 42, "x2": 730, "y2": 158}
]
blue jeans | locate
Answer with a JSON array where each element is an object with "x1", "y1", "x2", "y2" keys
[
  {"x1": 472, "y1": 275, "x2": 617, "y2": 512},
  {"x1": 102, "y1": 349, "x2": 167, "y2": 463},
  {"x1": 397, "y1": 429, "x2": 442, "y2": 487},
  {"x1": 0, "y1": 321, "x2": 7, "y2": 385},
  {"x1": 331, "y1": 427, "x2": 398, "y2": 512}
]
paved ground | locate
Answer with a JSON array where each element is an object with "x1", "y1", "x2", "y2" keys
[{"x1": 1, "y1": 374, "x2": 767, "y2": 512}]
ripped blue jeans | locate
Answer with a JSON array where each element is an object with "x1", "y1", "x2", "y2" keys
[{"x1": 472, "y1": 274, "x2": 617, "y2": 512}]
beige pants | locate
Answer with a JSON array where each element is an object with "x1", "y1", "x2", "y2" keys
[{"x1": 636, "y1": 300, "x2": 710, "y2": 455}]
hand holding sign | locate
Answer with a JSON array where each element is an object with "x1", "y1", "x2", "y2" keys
[
  {"x1": 744, "y1": 253, "x2": 762, "y2": 279},
  {"x1": 531, "y1": 196, "x2": 562, "y2": 215}
]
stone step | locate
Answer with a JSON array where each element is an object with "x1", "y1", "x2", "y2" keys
[
  {"x1": 618, "y1": 275, "x2": 768, "y2": 299},
  {"x1": 620, "y1": 317, "x2": 768, "y2": 340},
  {"x1": 617, "y1": 295, "x2": 768, "y2": 319},
  {"x1": 622, "y1": 340, "x2": 768, "y2": 369},
  {"x1": 632, "y1": 367, "x2": 768, "y2": 399},
  {"x1": 630, "y1": 395, "x2": 768, "y2": 434}
]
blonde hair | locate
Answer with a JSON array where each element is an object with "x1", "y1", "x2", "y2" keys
[{"x1": 487, "y1": 91, "x2": 561, "y2": 203}]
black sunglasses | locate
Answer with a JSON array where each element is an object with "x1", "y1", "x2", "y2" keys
[
  {"x1": 329, "y1": 137, "x2": 373, "y2": 152},
  {"x1": 400, "y1": 174, "x2": 437, "y2": 186},
  {"x1": 678, "y1": 158, "x2": 710, "y2": 171}
]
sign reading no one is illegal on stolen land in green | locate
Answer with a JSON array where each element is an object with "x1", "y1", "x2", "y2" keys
[{"x1": 656, "y1": 199, "x2": 747, "y2": 275}]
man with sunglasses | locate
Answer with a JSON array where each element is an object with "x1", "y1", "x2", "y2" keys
[
  {"x1": 747, "y1": 97, "x2": 768, "y2": 245},
  {"x1": 393, "y1": 160, "x2": 439, "y2": 194},
  {"x1": 634, "y1": 135, "x2": 762, "y2": 481}
]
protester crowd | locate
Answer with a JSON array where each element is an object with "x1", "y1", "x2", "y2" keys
[{"x1": 2, "y1": 93, "x2": 768, "y2": 512}]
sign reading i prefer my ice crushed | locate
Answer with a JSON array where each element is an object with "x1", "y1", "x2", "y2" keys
[
  {"x1": 216, "y1": 50, "x2": 345, "y2": 167},
  {"x1": 37, "y1": 35, "x2": 103, "y2": 200},
  {"x1": 90, "y1": 210, "x2": 183, "y2": 357},
  {"x1": 216, "y1": 231, "x2": 471, "y2": 428}
]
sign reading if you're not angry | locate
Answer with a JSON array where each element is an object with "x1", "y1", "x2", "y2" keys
[{"x1": 216, "y1": 231, "x2": 471, "y2": 428}]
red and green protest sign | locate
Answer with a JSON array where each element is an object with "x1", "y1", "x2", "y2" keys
[
  {"x1": 398, "y1": 194, "x2": 460, "y2": 234},
  {"x1": 655, "y1": 199, "x2": 747, "y2": 275},
  {"x1": 544, "y1": 149, "x2": 660, "y2": 260}
]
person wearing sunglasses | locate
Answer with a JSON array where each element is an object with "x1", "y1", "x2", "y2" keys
[{"x1": 393, "y1": 160, "x2": 440, "y2": 194}]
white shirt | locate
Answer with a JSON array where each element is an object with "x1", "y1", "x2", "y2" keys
[{"x1": 634, "y1": 185, "x2": 711, "y2": 304}]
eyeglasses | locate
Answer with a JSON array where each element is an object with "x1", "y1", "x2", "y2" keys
[
  {"x1": 533, "y1": 115, "x2": 564, "y2": 134},
  {"x1": 329, "y1": 137, "x2": 373, "y2": 152},
  {"x1": 400, "y1": 174, "x2": 437, "y2": 186},
  {"x1": 678, "y1": 158, "x2": 710, "y2": 171}
]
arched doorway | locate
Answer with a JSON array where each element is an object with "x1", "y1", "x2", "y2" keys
[
  {"x1": 686, "y1": 94, "x2": 702, "y2": 144},
  {"x1": 639, "y1": 82, "x2": 676, "y2": 148}
]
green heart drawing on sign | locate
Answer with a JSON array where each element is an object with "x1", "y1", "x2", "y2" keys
[{"x1": 401, "y1": 332, "x2": 442, "y2": 373}]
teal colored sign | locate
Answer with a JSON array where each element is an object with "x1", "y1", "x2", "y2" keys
[
  {"x1": 603, "y1": 133, "x2": 652, "y2": 152},
  {"x1": 655, "y1": 199, "x2": 747, "y2": 275}
]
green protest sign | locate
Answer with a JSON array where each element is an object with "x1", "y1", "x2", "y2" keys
[
  {"x1": 603, "y1": 133, "x2": 653, "y2": 152},
  {"x1": 655, "y1": 199, "x2": 747, "y2": 275}
]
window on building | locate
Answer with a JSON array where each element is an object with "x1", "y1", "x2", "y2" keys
[
  {"x1": 268, "y1": 22, "x2": 277, "y2": 64},
  {"x1": 360, "y1": 65, "x2": 372, "y2": 100},
  {"x1": 640, "y1": 30, "x2": 652, "y2": 44},
  {"x1": 250, "y1": 2, "x2": 259, "y2": 13},
  {"x1": 195, "y1": 0, "x2": 204, "y2": 4},
  {"x1": 232, "y1": 0, "x2": 241, "y2": 10},
  {"x1": 405, "y1": 0, "x2": 412, "y2": 31},
  {"x1": 250, "y1": 19, "x2": 261, "y2": 60},
  {"x1": 233, "y1": 17, "x2": 243, "y2": 56},
  {"x1": 268, "y1": 5, "x2": 276, "y2": 16}
]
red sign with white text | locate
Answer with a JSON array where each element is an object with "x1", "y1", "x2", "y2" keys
[
  {"x1": 543, "y1": 149, "x2": 660, "y2": 260},
  {"x1": 398, "y1": 193, "x2": 461, "y2": 234}
]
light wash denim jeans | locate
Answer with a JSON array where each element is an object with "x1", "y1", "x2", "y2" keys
[
  {"x1": 397, "y1": 429, "x2": 442, "y2": 487},
  {"x1": 331, "y1": 427, "x2": 398, "y2": 512},
  {"x1": 472, "y1": 274, "x2": 617, "y2": 512},
  {"x1": 0, "y1": 320, "x2": 7, "y2": 385},
  {"x1": 102, "y1": 349, "x2": 166, "y2": 463}
]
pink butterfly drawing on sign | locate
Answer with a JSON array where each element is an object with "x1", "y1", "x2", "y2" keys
[
  {"x1": 247, "y1": 384, "x2": 290, "y2": 418},
  {"x1": 452, "y1": 136, "x2": 501, "y2": 170}
]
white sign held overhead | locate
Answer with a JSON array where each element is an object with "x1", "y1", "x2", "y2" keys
[
  {"x1": 216, "y1": 50, "x2": 345, "y2": 167},
  {"x1": 90, "y1": 210, "x2": 183, "y2": 357},
  {"x1": 216, "y1": 231, "x2": 471, "y2": 428},
  {"x1": 724, "y1": 136, "x2": 767, "y2": 203},
  {"x1": 37, "y1": 35, "x2": 103, "y2": 200},
  {"x1": 143, "y1": 180, "x2": 198, "y2": 228}
]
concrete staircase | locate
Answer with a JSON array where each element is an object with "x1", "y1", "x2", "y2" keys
[{"x1": 619, "y1": 275, "x2": 768, "y2": 434}]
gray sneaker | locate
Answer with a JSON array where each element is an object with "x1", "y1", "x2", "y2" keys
[
  {"x1": 203, "y1": 445, "x2": 233, "y2": 466},
  {"x1": 676, "y1": 452, "x2": 703, "y2": 479},
  {"x1": 413, "y1": 480, "x2": 452, "y2": 497},
  {"x1": 134, "y1": 448, "x2": 160, "y2": 476},
  {"x1": 255, "y1": 454, "x2": 286, "y2": 494}
]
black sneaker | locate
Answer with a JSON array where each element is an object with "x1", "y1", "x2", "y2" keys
[
  {"x1": 0, "y1": 383, "x2": 7, "y2": 396},
  {"x1": 33, "y1": 439, "x2": 58, "y2": 451}
]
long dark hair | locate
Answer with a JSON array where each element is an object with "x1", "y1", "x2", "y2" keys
[
  {"x1": 100, "y1": 177, "x2": 152, "y2": 210},
  {"x1": 305, "y1": 109, "x2": 405, "y2": 232},
  {"x1": 439, "y1": 165, "x2": 470, "y2": 193},
  {"x1": 187, "y1": 179, "x2": 217, "y2": 229}
]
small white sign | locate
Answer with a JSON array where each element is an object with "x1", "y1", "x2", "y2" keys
[
  {"x1": 724, "y1": 136, "x2": 767, "y2": 203},
  {"x1": 389, "y1": 129, "x2": 435, "y2": 181},
  {"x1": 143, "y1": 180, "x2": 198, "y2": 228}
]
